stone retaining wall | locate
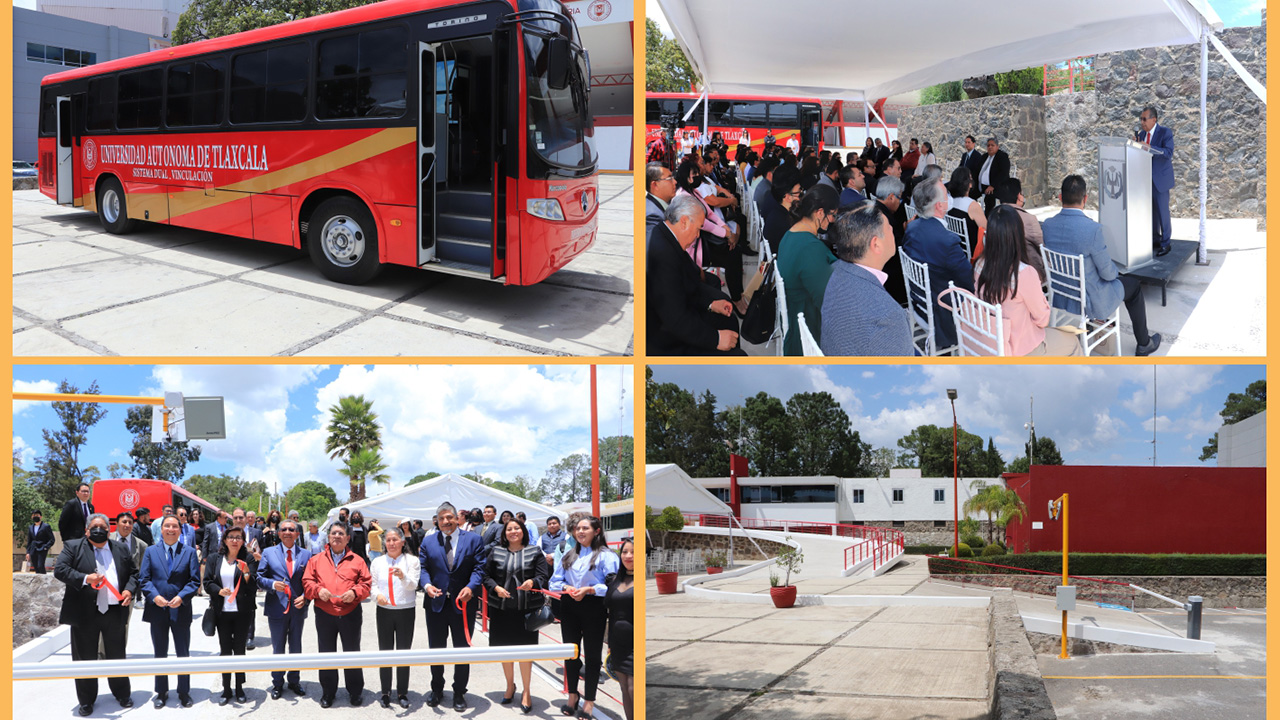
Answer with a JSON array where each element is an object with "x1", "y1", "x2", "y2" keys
[
  {"x1": 13, "y1": 573, "x2": 63, "y2": 648},
  {"x1": 900, "y1": 14, "x2": 1266, "y2": 223},
  {"x1": 656, "y1": 530, "x2": 789, "y2": 561},
  {"x1": 14, "y1": 178, "x2": 37, "y2": 191},
  {"x1": 933, "y1": 574, "x2": 1264, "y2": 608},
  {"x1": 857, "y1": 519, "x2": 995, "y2": 547},
  {"x1": 990, "y1": 595, "x2": 1057, "y2": 720}
]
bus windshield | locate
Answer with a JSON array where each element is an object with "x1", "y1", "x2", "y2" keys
[{"x1": 523, "y1": 23, "x2": 595, "y2": 175}]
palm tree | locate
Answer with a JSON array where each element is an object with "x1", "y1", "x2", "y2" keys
[
  {"x1": 338, "y1": 447, "x2": 390, "y2": 503},
  {"x1": 995, "y1": 488, "x2": 1028, "y2": 549},
  {"x1": 964, "y1": 481, "x2": 1003, "y2": 544},
  {"x1": 325, "y1": 395, "x2": 381, "y2": 501}
]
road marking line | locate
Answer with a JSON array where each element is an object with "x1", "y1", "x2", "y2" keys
[{"x1": 1043, "y1": 675, "x2": 1266, "y2": 680}]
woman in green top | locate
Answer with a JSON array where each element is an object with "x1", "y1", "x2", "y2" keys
[{"x1": 777, "y1": 185, "x2": 840, "y2": 355}]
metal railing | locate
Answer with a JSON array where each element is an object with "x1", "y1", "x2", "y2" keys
[
  {"x1": 1043, "y1": 56, "x2": 1096, "y2": 95},
  {"x1": 679, "y1": 513, "x2": 903, "y2": 572}
]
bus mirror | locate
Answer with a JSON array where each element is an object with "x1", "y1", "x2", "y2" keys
[{"x1": 547, "y1": 36, "x2": 571, "y2": 90}]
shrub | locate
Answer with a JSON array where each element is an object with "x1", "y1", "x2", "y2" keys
[
  {"x1": 962, "y1": 534, "x2": 985, "y2": 549},
  {"x1": 949, "y1": 543, "x2": 973, "y2": 558},
  {"x1": 981, "y1": 543, "x2": 1006, "y2": 557},
  {"x1": 929, "y1": 553, "x2": 1265, "y2": 576}
]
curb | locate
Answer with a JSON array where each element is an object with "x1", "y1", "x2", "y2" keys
[{"x1": 990, "y1": 595, "x2": 1058, "y2": 720}]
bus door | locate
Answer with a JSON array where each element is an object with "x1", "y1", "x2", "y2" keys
[
  {"x1": 55, "y1": 96, "x2": 75, "y2": 205},
  {"x1": 418, "y1": 41, "x2": 441, "y2": 265},
  {"x1": 802, "y1": 105, "x2": 823, "y2": 151}
]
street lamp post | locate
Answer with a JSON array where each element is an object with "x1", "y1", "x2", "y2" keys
[{"x1": 947, "y1": 389, "x2": 958, "y2": 553}]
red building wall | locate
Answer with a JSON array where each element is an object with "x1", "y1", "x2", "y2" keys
[{"x1": 1004, "y1": 465, "x2": 1265, "y2": 554}]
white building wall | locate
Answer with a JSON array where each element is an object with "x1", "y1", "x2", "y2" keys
[
  {"x1": 1218, "y1": 411, "x2": 1266, "y2": 468},
  {"x1": 38, "y1": 0, "x2": 189, "y2": 38},
  {"x1": 736, "y1": 503, "x2": 838, "y2": 524}
]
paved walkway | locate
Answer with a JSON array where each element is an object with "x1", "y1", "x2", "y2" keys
[
  {"x1": 743, "y1": 209, "x2": 1264, "y2": 357},
  {"x1": 12, "y1": 175, "x2": 634, "y2": 356},
  {"x1": 13, "y1": 595, "x2": 626, "y2": 720}
]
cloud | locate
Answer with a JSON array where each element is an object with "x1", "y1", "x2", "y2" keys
[
  {"x1": 13, "y1": 379, "x2": 59, "y2": 417},
  {"x1": 861, "y1": 371, "x2": 875, "y2": 379},
  {"x1": 13, "y1": 435, "x2": 37, "y2": 467},
  {"x1": 1121, "y1": 366, "x2": 1222, "y2": 416}
]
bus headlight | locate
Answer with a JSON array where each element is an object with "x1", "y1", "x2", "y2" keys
[{"x1": 526, "y1": 198, "x2": 565, "y2": 221}]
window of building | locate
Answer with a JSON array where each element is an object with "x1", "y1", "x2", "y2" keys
[
  {"x1": 892, "y1": 488, "x2": 904, "y2": 503},
  {"x1": 934, "y1": 520, "x2": 947, "y2": 528},
  {"x1": 709, "y1": 488, "x2": 730, "y2": 502},
  {"x1": 740, "y1": 485, "x2": 836, "y2": 504},
  {"x1": 851, "y1": 489, "x2": 864, "y2": 504},
  {"x1": 117, "y1": 68, "x2": 163, "y2": 129},
  {"x1": 27, "y1": 43, "x2": 97, "y2": 67},
  {"x1": 231, "y1": 42, "x2": 308, "y2": 124},
  {"x1": 934, "y1": 489, "x2": 946, "y2": 503},
  {"x1": 316, "y1": 26, "x2": 407, "y2": 120},
  {"x1": 892, "y1": 520, "x2": 905, "y2": 528},
  {"x1": 167, "y1": 59, "x2": 226, "y2": 127}
]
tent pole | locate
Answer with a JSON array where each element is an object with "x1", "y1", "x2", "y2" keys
[{"x1": 1197, "y1": 26, "x2": 1208, "y2": 265}]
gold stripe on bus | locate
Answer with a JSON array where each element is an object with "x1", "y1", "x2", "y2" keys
[{"x1": 108, "y1": 127, "x2": 415, "y2": 220}]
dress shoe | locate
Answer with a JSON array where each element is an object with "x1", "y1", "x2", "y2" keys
[
  {"x1": 219, "y1": 694, "x2": 232, "y2": 707},
  {"x1": 741, "y1": 246, "x2": 759, "y2": 257},
  {"x1": 1135, "y1": 332, "x2": 1162, "y2": 357},
  {"x1": 1155, "y1": 244, "x2": 1171, "y2": 257},
  {"x1": 179, "y1": 693, "x2": 193, "y2": 708},
  {"x1": 116, "y1": 696, "x2": 134, "y2": 709},
  {"x1": 351, "y1": 692, "x2": 365, "y2": 707},
  {"x1": 522, "y1": 703, "x2": 534, "y2": 714},
  {"x1": 271, "y1": 686, "x2": 284, "y2": 700},
  {"x1": 289, "y1": 683, "x2": 307, "y2": 697},
  {"x1": 398, "y1": 695, "x2": 410, "y2": 709},
  {"x1": 245, "y1": 639, "x2": 256, "y2": 651},
  {"x1": 380, "y1": 694, "x2": 392, "y2": 709},
  {"x1": 502, "y1": 685, "x2": 516, "y2": 705},
  {"x1": 453, "y1": 693, "x2": 468, "y2": 711},
  {"x1": 321, "y1": 697, "x2": 334, "y2": 709},
  {"x1": 77, "y1": 704, "x2": 93, "y2": 717},
  {"x1": 235, "y1": 688, "x2": 248, "y2": 703},
  {"x1": 153, "y1": 693, "x2": 168, "y2": 709},
  {"x1": 426, "y1": 691, "x2": 443, "y2": 707}
]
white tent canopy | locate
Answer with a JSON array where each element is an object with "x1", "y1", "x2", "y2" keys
[
  {"x1": 320, "y1": 473, "x2": 561, "y2": 532},
  {"x1": 645, "y1": 464, "x2": 732, "y2": 516},
  {"x1": 656, "y1": 0, "x2": 1223, "y2": 101}
]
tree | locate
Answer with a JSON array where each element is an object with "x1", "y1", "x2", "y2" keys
[
  {"x1": 645, "y1": 18, "x2": 697, "y2": 93},
  {"x1": 721, "y1": 392, "x2": 793, "y2": 477},
  {"x1": 645, "y1": 374, "x2": 728, "y2": 479},
  {"x1": 896, "y1": 424, "x2": 986, "y2": 478},
  {"x1": 984, "y1": 437, "x2": 1005, "y2": 477},
  {"x1": 34, "y1": 380, "x2": 108, "y2": 509},
  {"x1": 994, "y1": 67, "x2": 1045, "y2": 95},
  {"x1": 865, "y1": 447, "x2": 898, "y2": 477},
  {"x1": 124, "y1": 405, "x2": 202, "y2": 483},
  {"x1": 325, "y1": 395, "x2": 382, "y2": 502},
  {"x1": 1007, "y1": 436, "x2": 1065, "y2": 473},
  {"x1": 339, "y1": 447, "x2": 390, "y2": 501},
  {"x1": 171, "y1": 0, "x2": 379, "y2": 45},
  {"x1": 964, "y1": 481, "x2": 1004, "y2": 544},
  {"x1": 285, "y1": 480, "x2": 340, "y2": 522},
  {"x1": 407, "y1": 472, "x2": 442, "y2": 486},
  {"x1": 598, "y1": 435, "x2": 635, "y2": 500},
  {"x1": 1201, "y1": 379, "x2": 1265, "y2": 461},
  {"x1": 182, "y1": 473, "x2": 260, "y2": 511},
  {"x1": 544, "y1": 453, "x2": 591, "y2": 505},
  {"x1": 14, "y1": 451, "x2": 54, "y2": 545},
  {"x1": 919, "y1": 81, "x2": 964, "y2": 105},
  {"x1": 785, "y1": 392, "x2": 868, "y2": 477}
]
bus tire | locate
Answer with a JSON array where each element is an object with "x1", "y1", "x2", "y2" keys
[
  {"x1": 96, "y1": 177, "x2": 137, "y2": 234},
  {"x1": 307, "y1": 197, "x2": 382, "y2": 284}
]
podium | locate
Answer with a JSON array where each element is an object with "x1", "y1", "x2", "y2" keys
[{"x1": 1094, "y1": 137, "x2": 1158, "y2": 271}]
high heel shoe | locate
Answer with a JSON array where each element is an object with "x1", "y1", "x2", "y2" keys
[
  {"x1": 560, "y1": 695, "x2": 579, "y2": 716},
  {"x1": 502, "y1": 684, "x2": 516, "y2": 705},
  {"x1": 521, "y1": 691, "x2": 533, "y2": 714}
]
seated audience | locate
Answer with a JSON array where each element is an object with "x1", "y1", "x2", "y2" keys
[
  {"x1": 763, "y1": 166, "x2": 803, "y2": 256},
  {"x1": 820, "y1": 202, "x2": 914, "y2": 356},
  {"x1": 902, "y1": 179, "x2": 974, "y2": 352},
  {"x1": 778, "y1": 185, "x2": 840, "y2": 355},
  {"x1": 645, "y1": 163, "x2": 676, "y2": 243},
  {"x1": 994, "y1": 179, "x2": 1046, "y2": 283}
]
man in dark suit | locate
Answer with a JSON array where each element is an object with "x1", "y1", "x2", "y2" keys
[
  {"x1": 647, "y1": 194, "x2": 744, "y2": 355},
  {"x1": 110, "y1": 512, "x2": 148, "y2": 574},
  {"x1": 838, "y1": 165, "x2": 866, "y2": 206},
  {"x1": 139, "y1": 515, "x2": 201, "y2": 708},
  {"x1": 60, "y1": 482, "x2": 95, "y2": 543},
  {"x1": 820, "y1": 201, "x2": 913, "y2": 356},
  {"x1": 418, "y1": 502, "x2": 488, "y2": 711},
  {"x1": 477, "y1": 505, "x2": 499, "y2": 546},
  {"x1": 25, "y1": 509, "x2": 55, "y2": 573},
  {"x1": 133, "y1": 507, "x2": 154, "y2": 546},
  {"x1": 902, "y1": 179, "x2": 975, "y2": 352},
  {"x1": 258, "y1": 518, "x2": 312, "y2": 699},
  {"x1": 958, "y1": 135, "x2": 986, "y2": 200},
  {"x1": 1136, "y1": 105, "x2": 1175, "y2": 256},
  {"x1": 645, "y1": 162, "x2": 676, "y2": 244},
  {"x1": 976, "y1": 137, "x2": 1011, "y2": 215},
  {"x1": 202, "y1": 510, "x2": 230, "y2": 561},
  {"x1": 874, "y1": 138, "x2": 890, "y2": 164},
  {"x1": 54, "y1": 512, "x2": 138, "y2": 716}
]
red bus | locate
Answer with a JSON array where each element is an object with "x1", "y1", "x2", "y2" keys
[
  {"x1": 37, "y1": 0, "x2": 598, "y2": 286},
  {"x1": 646, "y1": 92, "x2": 823, "y2": 158},
  {"x1": 93, "y1": 478, "x2": 222, "y2": 531}
]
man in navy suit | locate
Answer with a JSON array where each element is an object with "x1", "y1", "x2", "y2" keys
[
  {"x1": 1042, "y1": 175, "x2": 1162, "y2": 356},
  {"x1": 60, "y1": 482, "x2": 95, "y2": 543},
  {"x1": 820, "y1": 202, "x2": 913, "y2": 356},
  {"x1": 139, "y1": 515, "x2": 201, "y2": 708},
  {"x1": 645, "y1": 162, "x2": 676, "y2": 244},
  {"x1": 418, "y1": 502, "x2": 487, "y2": 711},
  {"x1": 1137, "y1": 106, "x2": 1175, "y2": 256},
  {"x1": 25, "y1": 509, "x2": 55, "y2": 573},
  {"x1": 258, "y1": 518, "x2": 311, "y2": 699},
  {"x1": 902, "y1": 179, "x2": 974, "y2": 352},
  {"x1": 54, "y1": 512, "x2": 138, "y2": 716}
]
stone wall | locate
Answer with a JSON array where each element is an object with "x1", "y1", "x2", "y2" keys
[
  {"x1": 13, "y1": 573, "x2": 63, "y2": 648},
  {"x1": 859, "y1": 519, "x2": 995, "y2": 547},
  {"x1": 932, "y1": 573, "x2": 1265, "y2": 609},
  {"x1": 656, "y1": 530, "x2": 789, "y2": 562},
  {"x1": 901, "y1": 14, "x2": 1266, "y2": 222}
]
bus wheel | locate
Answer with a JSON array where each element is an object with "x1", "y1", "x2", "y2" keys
[
  {"x1": 308, "y1": 197, "x2": 382, "y2": 284},
  {"x1": 97, "y1": 177, "x2": 137, "y2": 234}
]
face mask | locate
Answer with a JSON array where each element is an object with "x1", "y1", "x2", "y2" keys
[
  {"x1": 32, "y1": 516, "x2": 40, "y2": 523},
  {"x1": 89, "y1": 527, "x2": 109, "y2": 543}
]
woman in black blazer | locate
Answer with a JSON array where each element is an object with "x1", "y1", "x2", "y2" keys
[
  {"x1": 481, "y1": 518, "x2": 551, "y2": 713},
  {"x1": 203, "y1": 526, "x2": 257, "y2": 705}
]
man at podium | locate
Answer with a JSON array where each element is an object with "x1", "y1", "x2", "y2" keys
[{"x1": 1136, "y1": 106, "x2": 1174, "y2": 257}]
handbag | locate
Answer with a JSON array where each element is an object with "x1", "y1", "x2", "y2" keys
[
  {"x1": 518, "y1": 549, "x2": 554, "y2": 632},
  {"x1": 201, "y1": 604, "x2": 218, "y2": 636},
  {"x1": 739, "y1": 260, "x2": 777, "y2": 344}
]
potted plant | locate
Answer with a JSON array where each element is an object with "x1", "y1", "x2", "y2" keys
[
  {"x1": 768, "y1": 538, "x2": 803, "y2": 608},
  {"x1": 646, "y1": 505, "x2": 685, "y2": 594},
  {"x1": 704, "y1": 549, "x2": 728, "y2": 574}
]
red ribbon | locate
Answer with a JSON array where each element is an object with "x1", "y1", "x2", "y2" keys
[
  {"x1": 388, "y1": 569, "x2": 396, "y2": 607},
  {"x1": 455, "y1": 595, "x2": 473, "y2": 646},
  {"x1": 91, "y1": 576, "x2": 124, "y2": 601}
]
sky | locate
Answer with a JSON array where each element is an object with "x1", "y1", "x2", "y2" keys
[
  {"x1": 14, "y1": 364, "x2": 634, "y2": 499},
  {"x1": 648, "y1": 364, "x2": 1264, "y2": 468}
]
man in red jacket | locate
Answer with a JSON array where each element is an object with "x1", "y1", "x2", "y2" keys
[{"x1": 303, "y1": 521, "x2": 372, "y2": 708}]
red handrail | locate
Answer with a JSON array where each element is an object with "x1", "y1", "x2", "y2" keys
[{"x1": 679, "y1": 513, "x2": 903, "y2": 572}]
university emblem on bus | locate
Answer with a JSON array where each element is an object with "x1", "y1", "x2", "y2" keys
[
  {"x1": 119, "y1": 488, "x2": 140, "y2": 509},
  {"x1": 83, "y1": 139, "x2": 97, "y2": 171},
  {"x1": 1104, "y1": 165, "x2": 1124, "y2": 200},
  {"x1": 587, "y1": 0, "x2": 611, "y2": 21}
]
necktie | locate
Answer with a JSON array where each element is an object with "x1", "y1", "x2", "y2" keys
[
  {"x1": 286, "y1": 548, "x2": 293, "y2": 577},
  {"x1": 1146, "y1": 131, "x2": 1151, "y2": 144},
  {"x1": 82, "y1": 503, "x2": 88, "y2": 522},
  {"x1": 444, "y1": 535, "x2": 454, "y2": 571},
  {"x1": 96, "y1": 553, "x2": 108, "y2": 613},
  {"x1": 168, "y1": 545, "x2": 175, "y2": 574}
]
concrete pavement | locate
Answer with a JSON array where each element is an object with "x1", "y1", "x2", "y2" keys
[
  {"x1": 12, "y1": 175, "x2": 634, "y2": 356},
  {"x1": 12, "y1": 595, "x2": 627, "y2": 720}
]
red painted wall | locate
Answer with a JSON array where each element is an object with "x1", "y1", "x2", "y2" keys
[{"x1": 1004, "y1": 465, "x2": 1265, "y2": 554}]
